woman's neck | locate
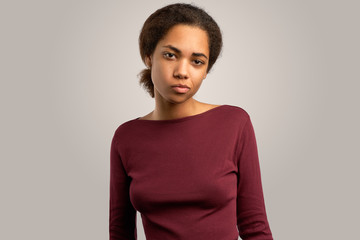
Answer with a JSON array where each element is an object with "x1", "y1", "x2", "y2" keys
[{"x1": 151, "y1": 97, "x2": 200, "y2": 121}]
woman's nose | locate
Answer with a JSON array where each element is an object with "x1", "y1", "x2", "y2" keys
[{"x1": 173, "y1": 59, "x2": 189, "y2": 79}]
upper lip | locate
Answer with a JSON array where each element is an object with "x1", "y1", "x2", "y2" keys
[{"x1": 172, "y1": 84, "x2": 190, "y2": 88}]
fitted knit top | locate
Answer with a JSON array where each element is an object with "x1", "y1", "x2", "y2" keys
[{"x1": 109, "y1": 105, "x2": 273, "y2": 240}]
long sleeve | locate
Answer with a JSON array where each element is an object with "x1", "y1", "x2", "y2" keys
[
  {"x1": 236, "y1": 117, "x2": 273, "y2": 240},
  {"x1": 109, "y1": 136, "x2": 137, "y2": 240}
]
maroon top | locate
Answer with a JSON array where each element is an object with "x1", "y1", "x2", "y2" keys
[{"x1": 109, "y1": 105, "x2": 273, "y2": 240}]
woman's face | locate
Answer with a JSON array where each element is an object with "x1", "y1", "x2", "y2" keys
[{"x1": 147, "y1": 24, "x2": 209, "y2": 105}]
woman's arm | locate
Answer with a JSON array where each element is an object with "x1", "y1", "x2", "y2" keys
[
  {"x1": 236, "y1": 117, "x2": 273, "y2": 240},
  {"x1": 109, "y1": 136, "x2": 137, "y2": 240}
]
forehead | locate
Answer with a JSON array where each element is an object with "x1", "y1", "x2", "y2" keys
[{"x1": 157, "y1": 24, "x2": 209, "y2": 55}]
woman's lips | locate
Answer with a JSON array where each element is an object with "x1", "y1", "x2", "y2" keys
[{"x1": 172, "y1": 84, "x2": 190, "y2": 93}]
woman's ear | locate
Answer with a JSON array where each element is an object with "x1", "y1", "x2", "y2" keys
[{"x1": 145, "y1": 56, "x2": 152, "y2": 68}]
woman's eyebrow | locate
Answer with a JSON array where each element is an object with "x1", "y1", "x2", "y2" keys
[
  {"x1": 163, "y1": 45, "x2": 181, "y2": 54},
  {"x1": 192, "y1": 52, "x2": 208, "y2": 59},
  {"x1": 162, "y1": 45, "x2": 208, "y2": 59}
]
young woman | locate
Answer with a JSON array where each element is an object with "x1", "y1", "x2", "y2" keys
[{"x1": 110, "y1": 3, "x2": 273, "y2": 240}]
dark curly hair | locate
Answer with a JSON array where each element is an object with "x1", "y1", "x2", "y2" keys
[{"x1": 138, "y1": 3, "x2": 223, "y2": 98}]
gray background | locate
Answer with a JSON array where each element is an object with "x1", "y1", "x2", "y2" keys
[{"x1": 1, "y1": 0, "x2": 359, "y2": 239}]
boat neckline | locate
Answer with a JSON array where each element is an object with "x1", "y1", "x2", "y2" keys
[{"x1": 134, "y1": 104, "x2": 229, "y2": 123}]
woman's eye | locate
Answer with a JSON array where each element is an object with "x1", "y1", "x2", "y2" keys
[
  {"x1": 164, "y1": 52, "x2": 175, "y2": 59},
  {"x1": 193, "y1": 59, "x2": 204, "y2": 65}
]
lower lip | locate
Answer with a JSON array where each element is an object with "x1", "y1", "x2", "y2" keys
[{"x1": 172, "y1": 86, "x2": 190, "y2": 93}]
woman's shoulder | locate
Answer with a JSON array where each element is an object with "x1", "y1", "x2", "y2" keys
[
  {"x1": 197, "y1": 102, "x2": 249, "y2": 117},
  {"x1": 112, "y1": 117, "x2": 142, "y2": 139},
  {"x1": 216, "y1": 104, "x2": 250, "y2": 119},
  {"x1": 197, "y1": 103, "x2": 251, "y2": 127}
]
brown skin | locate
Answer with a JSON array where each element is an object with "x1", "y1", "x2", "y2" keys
[{"x1": 140, "y1": 24, "x2": 219, "y2": 120}]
